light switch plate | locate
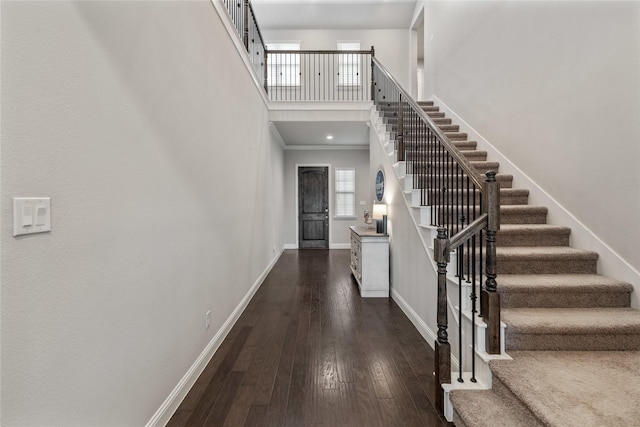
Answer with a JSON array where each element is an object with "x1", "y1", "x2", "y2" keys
[{"x1": 13, "y1": 197, "x2": 51, "y2": 236}]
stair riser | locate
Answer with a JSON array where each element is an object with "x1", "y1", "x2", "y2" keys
[
  {"x1": 497, "y1": 258, "x2": 597, "y2": 275},
  {"x1": 500, "y1": 291, "x2": 631, "y2": 309},
  {"x1": 452, "y1": 410, "x2": 469, "y2": 427},
  {"x1": 490, "y1": 376, "x2": 544, "y2": 426},
  {"x1": 409, "y1": 162, "x2": 500, "y2": 174},
  {"x1": 431, "y1": 207, "x2": 547, "y2": 225},
  {"x1": 425, "y1": 191, "x2": 529, "y2": 206},
  {"x1": 402, "y1": 176, "x2": 513, "y2": 190},
  {"x1": 401, "y1": 140, "x2": 477, "y2": 149},
  {"x1": 403, "y1": 154, "x2": 488, "y2": 164},
  {"x1": 377, "y1": 101, "x2": 434, "y2": 110},
  {"x1": 432, "y1": 207, "x2": 547, "y2": 224},
  {"x1": 500, "y1": 209, "x2": 547, "y2": 225},
  {"x1": 497, "y1": 232, "x2": 570, "y2": 247},
  {"x1": 505, "y1": 333, "x2": 640, "y2": 351}
]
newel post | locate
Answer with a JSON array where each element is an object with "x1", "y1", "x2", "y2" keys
[
  {"x1": 397, "y1": 94, "x2": 404, "y2": 161},
  {"x1": 434, "y1": 228, "x2": 451, "y2": 415},
  {"x1": 370, "y1": 46, "x2": 375, "y2": 102},
  {"x1": 243, "y1": 0, "x2": 250, "y2": 50},
  {"x1": 482, "y1": 171, "x2": 501, "y2": 354}
]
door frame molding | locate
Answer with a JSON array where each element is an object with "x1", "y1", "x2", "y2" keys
[{"x1": 295, "y1": 164, "x2": 332, "y2": 249}]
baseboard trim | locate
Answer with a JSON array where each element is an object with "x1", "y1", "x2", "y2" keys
[
  {"x1": 330, "y1": 243, "x2": 350, "y2": 250},
  {"x1": 145, "y1": 248, "x2": 285, "y2": 427},
  {"x1": 282, "y1": 243, "x2": 350, "y2": 250},
  {"x1": 391, "y1": 288, "x2": 437, "y2": 349}
]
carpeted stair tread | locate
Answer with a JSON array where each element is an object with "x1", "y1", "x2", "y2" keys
[
  {"x1": 498, "y1": 274, "x2": 633, "y2": 308},
  {"x1": 502, "y1": 307, "x2": 640, "y2": 334},
  {"x1": 496, "y1": 246, "x2": 598, "y2": 261},
  {"x1": 451, "y1": 389, "x2": 543, "y2": 427},
  {"x1": 489, "y1": 351, "x2": 640, "y2": 426},
  {"x1": 498, "y1": 273, "x2": 633, "y2": 293},
  {"x1": 497, "y1": 224, "x2": 571, "y2": 246}
]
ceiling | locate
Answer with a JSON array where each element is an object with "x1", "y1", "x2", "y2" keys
[
  {"x1": 273, "y1": 121, "x2": 370, "y2": 147},
  {"x1": 251, "y1": 0, "x2": 417, "y2": 30}
]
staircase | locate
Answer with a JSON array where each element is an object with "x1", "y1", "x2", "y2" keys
[{"x1": 378, "y1": 100, "x2": 640, "y2": 426}]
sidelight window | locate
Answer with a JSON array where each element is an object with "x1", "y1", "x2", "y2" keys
[{"x1": 335, "y1": 168, "x2": 356, "y2": 218}]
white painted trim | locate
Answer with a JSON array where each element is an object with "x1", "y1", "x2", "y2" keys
[
  {"x1": 391, "y1": 288, "x2": 437, "y2": 347},
  {"x1": 330, "y1": 243, "x2": 350, "y2": 250},
  {"x1": 283, "y1": 243, "x2": 298, "y2": 250},
  {"x1": 432, "y1": 95, "x2": 640, "y2": 308},
  {"x1": 295, "y1": 164, "x2": 332, "y2": 249},
  {"x1": 145, "y1": 248, "x2": 284, "y2": 427},
  {"x1": 285, "y1": 145, "x2": 369, "y2": 151},
  {"x1": 209, "y1": 0, "x2": 270, "y2": 107}
]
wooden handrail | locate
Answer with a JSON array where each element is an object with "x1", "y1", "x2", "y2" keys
[
  {"x1": 372, "y1": 57, "x2": 485, "y2": 191},
  {"x1": 449, "y1": 213, "x2": 488, "y2": 250}
]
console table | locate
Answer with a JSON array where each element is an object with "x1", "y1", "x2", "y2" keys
[{"x1": 349, "y1": 226, "x2": 389, "y2": 297}]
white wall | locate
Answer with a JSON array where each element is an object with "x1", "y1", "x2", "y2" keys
[
  {"x1": 416, "y1": 1, "x2": 640, "y2": 272},
  {"x1": 283, "y1": 148, "x2": 371, "y2": 247},
  {"x1": 1, "y1": 2, "x2": 284, "y2": 426},
  {"x1": 263, "y1": 29, "x2": 412, "y2": 91}
]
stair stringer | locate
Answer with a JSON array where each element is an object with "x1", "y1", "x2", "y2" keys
[
  {"x1": 370, "y1": 107, "x2": 510, "y2": 422},
  {"x1": 433, "y1": 95, "x2": 640, "y2": 309}
]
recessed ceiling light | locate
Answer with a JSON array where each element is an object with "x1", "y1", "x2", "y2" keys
[{"x1": 326, "y1": 135, "x2": 334, "y2": 140}]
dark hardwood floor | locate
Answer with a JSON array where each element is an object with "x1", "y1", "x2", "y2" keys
[{"x1": 168, "y1": 249, "x2": 450, "y2": 427}]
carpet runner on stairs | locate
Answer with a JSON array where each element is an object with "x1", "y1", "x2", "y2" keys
[{"x1": 381, "y1": 100, "x2": 640, "y2": 426}]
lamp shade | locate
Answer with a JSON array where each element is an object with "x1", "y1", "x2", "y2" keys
[{"x1": 372, "y1": 204, "x2": 387, "y2": 220}]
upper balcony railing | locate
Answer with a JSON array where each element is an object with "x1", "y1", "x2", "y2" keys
[
  {"x1": 265, "y1": 49, "x2": 373, "y2": 102},
  {"x1": 221, "y1": 0, "x2": 373, "y2": 102},
  {"x1": 223, "y1": 0, "x2": 268, "y2": 87}
]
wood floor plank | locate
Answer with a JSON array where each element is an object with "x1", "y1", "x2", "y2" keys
[
  {"x1": 167, "y1": 250, "x2": 451, "y2": 427},
  {"x1": 243, "y1": 404, "x2": 267, "y2": 427},
  {"x1": 222, "y1": 384, "x2": 256, "y2": 427},
  {"x1": 184, "y1": 326, "x2": 252, "y2": 425},
  {"x1": 203, "y1": 370, "x2": 244, "y2": 425}
]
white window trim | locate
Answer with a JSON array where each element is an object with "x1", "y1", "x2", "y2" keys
[
  {"x1": 266, "y1": 41, "x2": 302, "y2": 88},
  {"x1": 334, "y1": 167, "x2": 356, "y2": 219},
  {"x1": 337, "y1": 41, "x2": 362, "y2": 88}
]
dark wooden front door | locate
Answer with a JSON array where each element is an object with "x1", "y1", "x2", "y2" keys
[{"x1": 298, "y1": 167, "x2": 329, "y2": 249}]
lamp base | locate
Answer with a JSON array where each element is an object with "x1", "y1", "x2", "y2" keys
[{"x1": 376, "y1": 219, "x2": 383, "y2": 233}]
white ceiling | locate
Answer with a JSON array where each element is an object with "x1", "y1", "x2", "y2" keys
[
  {"x1": 251, "y1": 0, "x2": 417, "y2": 30},
  {"x1": 273, "y1": 121, "x2": 370, "y2": 146}
]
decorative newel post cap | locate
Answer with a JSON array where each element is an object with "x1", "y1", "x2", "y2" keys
[
  {"x1": 437, "y1": 228, "x2": 448, "y2": 239},
  {"x1": 486, "y1": 170, "x2": 497, "y2": 181}
]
